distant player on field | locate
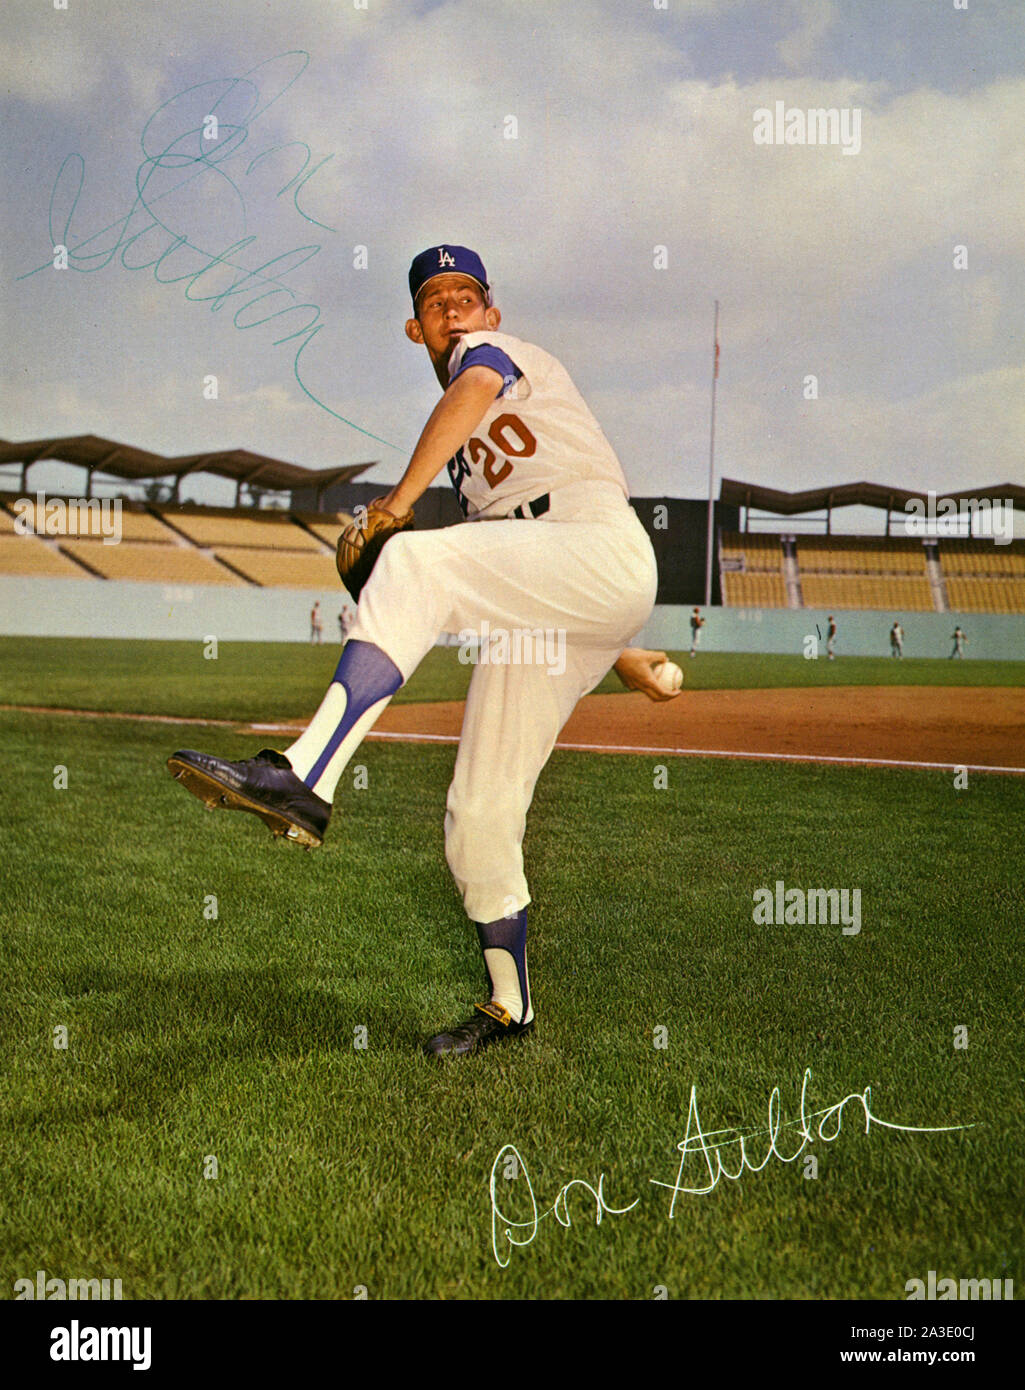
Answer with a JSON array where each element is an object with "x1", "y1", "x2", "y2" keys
[
  {"x1": 949, "y1": 625, "x2": 966, "y2": 658},
  {"x1": 827, "y1": 615, "x2": 837, "y2": 661},
  {"x1": 168, "y1": 244, "x2": 675, "y2": 1059},
  {"x1": 889, "y1": 620, "x2": 904, "y2": 658},
  {"x1": 689, "y1": 607, "x2": 704, "y2": 658},
  {"x1": 310, "y1": 601, "x2": 323, "y2": 645}
]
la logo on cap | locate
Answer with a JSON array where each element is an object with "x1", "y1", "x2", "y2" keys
[{"x1": 438, "y1": 249, "x2": 456, "y2": 267}]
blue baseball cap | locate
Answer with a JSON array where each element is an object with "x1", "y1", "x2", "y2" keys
[{"x1": 409, "y1": 245, "x2": 490, "y2": 308}]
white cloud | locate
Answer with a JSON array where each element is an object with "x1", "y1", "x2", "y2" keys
[{"x1": 776, "y1": 0, "x2": 838, "y2": 72}]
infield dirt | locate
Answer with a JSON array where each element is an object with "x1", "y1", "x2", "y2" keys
[
  {"x1": 4, "y1": 684, "x2": 1021, "y2": 770},
  {"x1": 370, "y1": 685, "x2": 1025, "y2": 770}
]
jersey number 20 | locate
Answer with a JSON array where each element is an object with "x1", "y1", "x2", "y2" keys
[
  {"x1": 449, "y1": 413, "x2": 538, "y2": 512},
  {"x1": 469, "y1": 413, "x2": 537, "y2": 487}
]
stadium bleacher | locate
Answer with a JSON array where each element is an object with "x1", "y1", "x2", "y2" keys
[
  {"x1": 215, "y1": 547, "x2": 341, "y2": 589},
  {"x1": 0, "y1": 494, "x2": 354, "y2": 590},
  {"x1": 720, "y1": 531, "x2": 783, "y2": 564},
  {"x1": 940, "y1": 539, "x2": 1023, "y2": 611},
  {"x1": 718, "y1": 530, "x2": 1025, "y2": 612},
  {"x1": 157, "y1": 506, "x2": 324, "y2": 551},
  {"x1": 795, "y1": 536, "x2": 933, "y2": 609},
  {"x1": 721, "y1": 571, "x2": 789, "y2": 607},
  {"x1": 106, "y1": 510, "x2": 181, "y2": 543},
  {"x1": 796, "y1": 536, "x2": 927, "y2": 575},
  {"x1": 941, "y1": 541, "x2": 1025, "y2": 611},
  {"x1": 58, "y1": 540, "x2": 244, "y2": 585},
  {"x1": 5, "y1": 498, "x2": 175, "y2": 545},
  {"x1": 946, "y1": 578, "x2": 1025, "y2": 615},
  {"x1": 800, "y1": 574, "x2": 934, "y2": 611},
  {"x1": 298, "y1": 514, "x2": 355, "y2": 549},
  {"x1": 941, "y1": 539, "x2": 1025, "y2": 577},
  {"x1": 0, "y1": 532, "x2": 89, "y2": 578},
  {"x1": 3, "y1": 487, "x2": 1022, "y2": 611},
  {"x1": 720, "y1": 531, "x2": 788, "y2": 608}
]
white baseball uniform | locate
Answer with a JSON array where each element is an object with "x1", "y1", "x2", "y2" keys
[
  {"x1": 170, "y1": 273, "x2": 657, "y2": 1035},
  {"x1": 332, "y1": 329, "x2": 658, "y2": 922}
]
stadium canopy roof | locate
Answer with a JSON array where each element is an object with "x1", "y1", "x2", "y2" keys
[
  {"x1": 719, "y1": 477, "x2": 1024, "y2": 532},
  {"x1": 0, "y1": 435, "x2": 375, "y2": 508}
]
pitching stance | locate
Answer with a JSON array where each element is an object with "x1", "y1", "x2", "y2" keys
[{"x1": 168, "y1": 245, "x2": 677, "y2": 1057}]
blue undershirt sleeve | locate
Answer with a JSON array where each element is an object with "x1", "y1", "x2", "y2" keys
[{"x1": 449, "y1": 344, "x2": 523, "y2": 398}]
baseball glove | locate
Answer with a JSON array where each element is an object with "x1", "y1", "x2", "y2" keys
[{"x1": 335, "y1": 496, "x2": 414, "y2": 601}]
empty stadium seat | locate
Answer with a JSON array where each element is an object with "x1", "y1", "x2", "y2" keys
[
  {"x1": 215, "y1": 547, "x2": 341, "y2": 589},
  {"x1": 796, "y1": 537, "x2": 927, "y2": 575},
  {"x1": 0, "y1": 497, "x2": 124, "y2": 544},
  {"x1": 941, "y1": 540, "x2": 1025, "y2": 578},
  {"x1": 800, "y1": 574, "x2": 934, "y2": 611},
  {"x1": 113, "y1": 509, "x2": 181, "y2": 543},
  {"x1": 719, "y1": 533, "x2": 786, "y2": 606},
  {"x1": 58, "y1": 541, "x2": 244, "y2": 585},
  {"x1": 0, "y1": 533, "x2": 89, "y2": 578},
  {"x1": 721, "y1": 571, "x2": 788, "y2": 607},
  {"x1": 720, "y1": 531, "x2": 783, "y2": 569},
  {"x1": 298, "y1": 514, "x2": 353, "y2": 548},
  {"x1": 0, "y1": 494, "x2": 350, "y2": 589},
  {"x1": 157, "y1": 507, "x2": 323, "y2": 551},
  {"x1": 0, "y1": 498, "x2": 177, "y2": 544},
  {"x1": 946, "y1": 577, "x2": 1025, "y2": 615},
  {"x1": 938, "y1": 541, "x2": 1025, "y2": 611}
]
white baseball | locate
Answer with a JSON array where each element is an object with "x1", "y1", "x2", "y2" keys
[{"x1": 652, "y1": 660, "x2": 683, "y2": 694}]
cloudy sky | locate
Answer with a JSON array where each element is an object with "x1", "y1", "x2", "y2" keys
[{"x1": 2, "y1": 0, "x2": 1023, "y2": 529}]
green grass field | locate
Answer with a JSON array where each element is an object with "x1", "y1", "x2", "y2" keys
[
  {"x1": 1, "y1": 640, "x2": 1023, "y2": 1300},
  {"x1": 1, "y1": 636, "x2": 1021, "y2": 722}
]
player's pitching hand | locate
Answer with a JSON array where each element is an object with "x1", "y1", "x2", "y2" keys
[{"x1": 613, "y1": 648, "x2": 682, "y2": 702}]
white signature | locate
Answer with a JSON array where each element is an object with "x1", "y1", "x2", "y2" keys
[{"x1": 489, "y1": 1069, "x2": 973, "y2": 1266}]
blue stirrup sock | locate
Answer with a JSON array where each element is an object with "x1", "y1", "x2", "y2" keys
[
  {"x1": 476, "y1": 909, "x2": 532, "y2": 1024},
  {"x1": 285, "y1": 640, "x2": 403, "y2": 801}
]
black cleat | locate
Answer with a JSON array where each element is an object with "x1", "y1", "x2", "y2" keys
[
  {"x1": 166, "y1": 747, "x2": 331, "y2": 848},
  {"x1": 422, "y1": 1002, "x2": 534, "y2": 1058}
]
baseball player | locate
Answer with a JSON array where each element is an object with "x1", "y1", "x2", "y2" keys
[
  {"x1": 827, "y1": 615, "x2": 837, "y2": 660},
  {"x1": 689, "y1": 607, "x2": 704, "y2": 658},
  {"x1": 889, "y1": 620, "x2": 904, "y2": 658},
  {"x1": 310, "y1": 601, "x2": 323, "y2": 645},
  {"x1": 168, "y1": 244, "x2": 669, "y2": 1059},
  {"x1": 949, "y1": 625, "x2": 967, "y2": 658}
]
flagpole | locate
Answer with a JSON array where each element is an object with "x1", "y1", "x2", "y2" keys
[{"x1": 703, "y1": 299, "x2": 719, "y2": 607}]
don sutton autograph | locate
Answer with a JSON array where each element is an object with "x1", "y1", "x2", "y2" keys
[
  {"x1": 489, "y1": 1069, "x2": 972, "y2": 1267},
  {"x1": 20, "y1": 51, "x2": 404, "y2": 457}
]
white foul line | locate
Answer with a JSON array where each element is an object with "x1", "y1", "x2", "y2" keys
[
  {"x1": 4, "y1": 707, "x2": 1020, "y2": 776},
  {"x1": 360, "y1": 729, "x2": 1025, "y2": 775}
]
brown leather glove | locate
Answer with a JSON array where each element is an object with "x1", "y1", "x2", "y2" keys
[{"x1": 335, "y1": 497, "x2": 414, "y2": 601}]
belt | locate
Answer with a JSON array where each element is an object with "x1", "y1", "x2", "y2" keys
[{"x1": 511, "y1": 494, "x2": 550, "y2": 520}]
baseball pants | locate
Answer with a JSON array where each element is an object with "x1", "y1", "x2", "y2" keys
[{"x1": 347, "y1": 490, "x2": 657, "y2": 922}]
